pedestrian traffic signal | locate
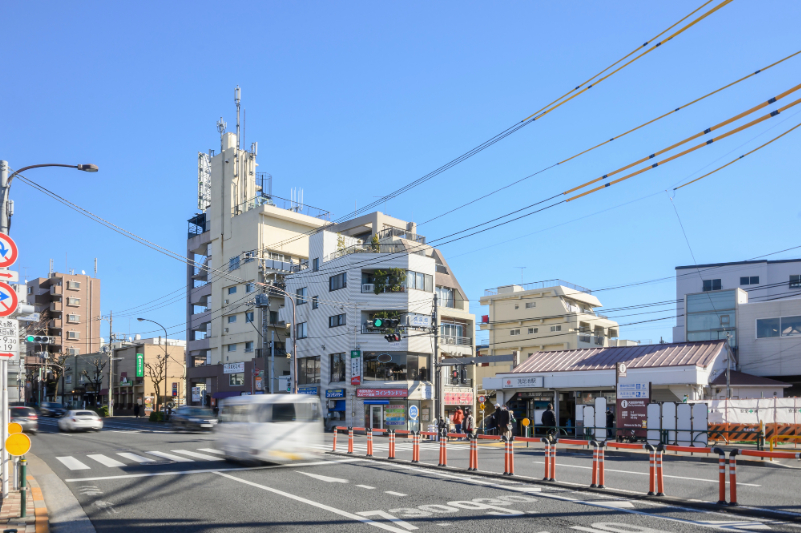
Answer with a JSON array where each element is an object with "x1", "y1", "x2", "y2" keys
[
  {"x1": 26, "y1": 335, "x2": 55, "y2": 344},
  {"x1": 384, "y1": 333, "x2": 401, "y2": 342}
]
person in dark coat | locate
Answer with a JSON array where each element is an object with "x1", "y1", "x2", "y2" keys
[
  {"x1": 541, "y1": 403, "x2": 557, "y2": 435},
  {"x1": 133, "y1": 403, "x2": 140, "y2": 418},
  {"x1": 495, "y1": 404, "x2": 510, "y2": 438},
  {"x1": 606, "y1": 408, "x2": 616, "y2": 439}
]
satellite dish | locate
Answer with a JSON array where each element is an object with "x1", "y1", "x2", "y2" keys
[
  {"x1": 82, "y1": 270, "x2": 86, "y2": 275},
  {"x1": 377, "y1": 353, "x2": 392, "y2": 363}
]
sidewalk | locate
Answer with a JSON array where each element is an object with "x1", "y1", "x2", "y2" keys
[{"x1": 0, "y1": 474, "x2": 51, "y2": 533}]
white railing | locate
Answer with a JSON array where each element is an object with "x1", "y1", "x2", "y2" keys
[
  {"x1": 362, "y1": 283, "x2": 375, "y2": 293},
  {"x1": 441, "y1": 336, "x2": 472, "y2": 346}
]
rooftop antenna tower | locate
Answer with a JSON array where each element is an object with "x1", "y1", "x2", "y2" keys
[
  {"x1": 94, "y1": 258, "x2": 97, "y2": 277},
  {"x1": 49, "y1": 259, "x2": 53, "y2": 278},
  {"x1": 216, "y1": 117, "x2": 227, "y2": 149},
  {"x1": 291, "y1": 188, "x2": 304, "y2": 212},
  {"x1": 235, "y1": 86, "x2": 241, "y2": 150},
  {"x1": 514, "y1": 267, "x2": 526, "y2": 285}
]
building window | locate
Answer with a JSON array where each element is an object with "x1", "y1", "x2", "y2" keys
[
  {"x1": 525, "y1": 302, "x2": 536, "y2": 309},
  {"x1": 229, "y1": 373, "x2": 244, "y2": 386},
  {"x1": 406, "y1": 271, "x2": 433, "y2": 292},
  {"x1": 227, "y1": 344, "x2": 237, "y2": 352},
  {"x1": 329, "y1": 314, "x2": 346, "y2": 328},
  {"x1": 550, "y1": 325, "x2": 562, "y2": 332},
  {"x1": 329, "y1": 273, "x2": 347, "y2": 291},
  {"x1": 228, "y1": 286, "x2": 237, "y2": 295},
  {"x1": 246, "y1": 311, "x2": 254, "y2": 323},
  {"x1": 510, "y1": 329, "x2": 520, "y2": 336},
  {"x1": 363, "y1": 352, "x2": 430, "y2": 381},
  {"x1": 703, "y1": 279, "x2": 722, "y2": 292},
  {"x1": 296, "y1": 322, "x2": 308, "y2": 339},
  {"x1": 269, "y1": 311, "x2": 278, "y2": 324},
  {"x1": 228, "y1": 315, "x2": 237, "y2": 323},
  {"x1": 67, "y1": 297, "x2": 80, "y2": 306},
  {"x1": 245, "y1": 341, "x2": 254, "y2": 352},
  {"x1": 67, "y1": 314, "x2": 80, "y2": 323},
  {"x1": 436, "y1": 286, "x2": 455, "y2": 308},
  {"x1": 298, "y1": 356, "x2": 321, "y2": 385},
  {"x1": 441, "y1": 322, "x2": 464, "y2": 338},
  {"x1": 330, "y1": 353, "x2": 346, "y2": 382},
  {"x1": 27, "y1": 286, "x2": 33, "y2": 294},
  {"x1": 296, "y1": 287, "x2": 307, "y2": 305},
  {"x1": 528, "y1": 327, "x2": 538, "y2": 334},
  {"x1": 790, "y1": 275, "x2": 801, "y2": 288},
  {"x1": 229, "y1": 256, "x2": 240, "y2": 271},
  {"x1": 246, "y1": 283, "x2": 255, "y2": 293},
  {"x1": 312, "y1": 258, "x2": 319, "y2": 272},
  {"x1": 514, "y1": 304, "x2": 519, "y2": 310},
  {"x1": 67, "y1": 281, "x2": 81, "y2": 290},
  {"x1": 757, "y1": 316, "x2": 801, "y2": 338},
  {"x1": 68, "y1": 331, "x2": 80, "y2": 339},
  {"x1": 68, "y1": 347, "x2": 80, "y2": 356},
  {"x1": 312, "y1": 296, "x2": 318, "y2": 309},
  {"x1": 740, "y1": 276, "x2": 759, "y2": 285}
]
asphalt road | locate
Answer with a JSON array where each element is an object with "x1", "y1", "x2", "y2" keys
[{"x1": 23, "y1": 418, "x2": 801, "y2": 533}]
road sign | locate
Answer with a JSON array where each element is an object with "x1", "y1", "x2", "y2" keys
[
  {"x1": 479, "y1": 403, "x2": 485, "y2": 411},
  {"x1": 0, "y1": 270, "x2": 18, "y2": 282},
  {"x1": 0, "y1": 234, "x2": 18, "y2": 268},
  {"x1": 617, "y1": 362, "x2": 627, "y2": 378},
  {"x1": 0, "y1": 319, "x2": 19, "y2": 360},
  {"x1": 522, "y1": 418, "x2": 530, "y2": 427},
  {"x1": 0, "y1": 282, "x2": 18, "y2": 317},
  {"x1": 5, "y1": 433, "x2": 31, "y2": 456},
  {"x1": 16, "y1": 312, "x2": 39, "y2": 322},
  {"x1": 478, "y1": 395, "x2": 486, "y2": 403},
  {"x1": 409, "y1": 405, "x2": 419, "y2": 421},
  {"x1": 8, "y1": 423, "x2": 22, "y2": 435}
]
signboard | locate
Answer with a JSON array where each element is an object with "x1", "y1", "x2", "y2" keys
[
  {"x1": 350, "y1": 350, "x2": 362, "y2": 386},
  {"x1": 385, "y1": 404, "x2": 406, "y2": 428},
  {"x1": 120, "y1": 377, "x2": 132, "y2": 387},
  {"x1": 255, "y1": 376, "x2": 263, "y2": 391},
  {"x1": 502, "y1": 376, "x2": 544, "y2": 389},
  {"x1": 136, "y1": 353, "x2": 144, "y2": 377},
  {"x1": 0, "y1": 318, "x2": 19, "y2": 360},
  {"x1": 326, "y1": 388, "x2": 345, "y2": 398},
  {"x1": 5, "y1": 433, "x2": 30, "y2": 457},
  {"x1": 224, "y1": 362, "x2": 245, "y2": 374},
  {"x1": 617, "y1": 383, "x2": 650, "y2": 399},
  {"x1": 191, "y1": 387, "x2": 201, "y2": 402},
  {"x1": 172, "y1": 382, "x2": 178, "y2": 396},
  {"x1": 617, "y1": 362, "x2": 627, "y2": 378},
  {"x1": 298, "y1": 386, "x2": 319, "y2": 395},
  {"x1": 617, "y1": 398, "x2": 649, "y2": 438},
  {"x1": 0, "y1": 282, "x2": 19, "y2": 318},
  {"x1": 478, "y1": 395, "x2": 486, "y2": 403},
  {"x1": 405, "y1": 313, "x2": 431, "y2": 328},
  {"x1": 0, "y1": 270, "x2": 19, "y2": 282},
  {"x1": 444, "y1": 391, "x2": 473, "y2": 405},
  {"x1": 0, "y1": 234, "x2": 19, "y2": 268},
  {"x1": 278, "y1": 376, "x2": 291, "y2": 392},
  {"x1": 356, "y1": 388, "x2": 407, "y2": 398},
  {"x1": 408, "y1": 405, "x2": 419, "y2": 420}
]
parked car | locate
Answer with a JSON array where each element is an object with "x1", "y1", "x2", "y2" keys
[
  {"x1": 10, "y1": 407, "x2": 38, "y2": 434},
  {"x1": 171, "y1": 406, "x2": 217, "y2": 431},
  {"x1": 40, "y1": 402, "x2": 67, "y2": 418},
  {"x1": 58, "y1": 410, "x2": 104, "y2": 432}
]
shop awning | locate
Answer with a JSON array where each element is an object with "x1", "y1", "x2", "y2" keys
[
  {"x1": 212, "y1": 391, "x2": 242, "y2": 399},
  {"x1": 363, "y1": 400, "x2": 389, "y2": 405},
  {"x1": 329, "y1": 400, "x2": 346, "y2": 412}
]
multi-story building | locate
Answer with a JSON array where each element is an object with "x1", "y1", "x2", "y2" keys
[
  {"x1": 281, "y1": 213, "x2": 476, "y2": 431},
  {"x1": 185, "y1": 127, "x2": 329, "y2": 406},
  {"x1": 479, "y1": 280, "x2": 635, "y2": 364},
  {"x1": 672, "y1": 258, "x2": 801, "y2": 395}
]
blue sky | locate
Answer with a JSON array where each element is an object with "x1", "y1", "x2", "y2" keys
[{"x1": 2, "y1": 1, "x2": 800, "y2": 344}]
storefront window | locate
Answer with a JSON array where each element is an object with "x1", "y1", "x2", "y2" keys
[
  {"x1": 298, "y1": 356, "x2": 320, "y2": 385},
  {"x1": 363, "y1": 352, "x2": 430, "y2": 381}
]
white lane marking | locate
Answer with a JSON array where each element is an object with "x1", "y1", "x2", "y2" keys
[
  {"x1": 590, "y1": 500, "x2": 635, "y2": 509},
  {"x1": 531, "y1": 461, "x2": 761, "y2": 487},
  {"x1": 171, "y1": 450, "x2": 222, "y2": 461},
  {"x1": 57, "y1": 457, "x2": 91, "y2": 471},
  {"x1": 65, "y1": 458, "x2": 365, "y2": 482},
  {"x1": 358, "y1": 485, "x2": 376, "y2": 489},
  {"x1": 198, "y1": 448, "x2": 225, "y2": 455},
  {"x1": 117, "y1": 453, "x2": 155, "y2": 463},
  {"x1": 215, "y1": 471, "x2": 410, "y2": 533},
  {"x1": 357, "y1": 510, "x2": 417, "y2": 530},
  {"x1": 297, "y1": 471, "x2": 349, "y2": 483},
  {"x1": 146, "y1": 451, "x2": 194, "y2": 462},
  {"x1": 385, "y1": 491, "x2": 407, "y2": 497},
  {"x1": 87, "y1": 454, "x2": 126, "y2": 468}
]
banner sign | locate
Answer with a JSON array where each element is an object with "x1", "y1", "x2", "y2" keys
[
  {"x1": 326, "y1": 388, "x2": 345, "y2": 398},
  {"x1": 350, "y1": 350, "x2": 361, "y2": 386},
  {"x1": 617, "y1": 398, "x2": 649, "y2": 438},
  {"x1": 503, "y1": 376, "x2": 544, "y2": 389},
  {"x1": 224, "y1": 362, "x2": 245, "y2": 374},
  {"x1": 356, "y1": 388, "x2": 407, "y2": 398},
  {"x1": 444, "y1": 391, "x2": 473, "y2": 405},
  {"x1": 136, "y1": 353, "x2": 144, "y2": 377},
  {"x1": 298, "y1": 386, "x2": 319, "y2": 395}
]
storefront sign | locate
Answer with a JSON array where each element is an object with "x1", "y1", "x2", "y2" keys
[
  {"x1": 356, "y1": 388, "x2": 408, "y2": 398},
  {"x1": 224, "y1": 362, "x2": 245, "y2": 374},
  {"x1": 502, "y1": 376, "x2": 544, "y2": 389},
  {"x1": 136, "y1": 353, "x2": 144, "y2": 377},
  {"x1": 617, "y1": 398, "x2": 649, "y2": 438},
  {"x1": 385, "y1": 404, "x2": 406, "y2": 427},
  {"x1": 255, "y1": 376, "x2": 263, "y2": 391},
  {"x1": 406, "y1": 313, "x2": 431, "y2": 328},
  {"x1": 298, "y1": 386, "x2": 319, "y2": 395},
  {"x1": 517, "y1": 392, "x2": 552, "y2": 400},
  {"x1": 120, "y1": 377, "x2": 132, "y2": 387},
  {"x1": 409, "y1": 405, "x2": 419, "y2": 420},
  {"x1": 351, "y1": 350, "x2": 361, "y2": 386},
  {"x1": 444, "y1": 391, "x2": 473, "y2": 405},
  {"x1": 191, "y1": 387, "x2": 201, "y2": 402},
  {"x1": 617, "y1": 383, "x2": 650, "y2": 399},
  {"x1": 278, "y1": 376, "x2": 291, "y2": 392},
  {"x1": 326, "y1": 388, "x2": 345, "y2": 398},
  {"x1": 172, "y1": 383, "x2": 178, "y2": 397}
]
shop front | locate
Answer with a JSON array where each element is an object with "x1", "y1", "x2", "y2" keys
[
  {"x1": 357, "y1": 387, "x2": 430, "y2": 432},
  {"x1": 325, "y1": 388, "x2": 346, "y2": 431}
]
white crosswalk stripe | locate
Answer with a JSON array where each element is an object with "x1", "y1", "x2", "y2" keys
[
  {"x1": 117, "y1": 452, "x2": 155, "y2": 463},
  {"x1": 170, "y1": 450, "x2": 221, "y2": 461},
  {"x1": 87, "y1": 454, "x2": 126, "y2": 467},
  {"x1": 57, "y1": 457, "x2": 91, "y2": 471},
  {"x1": 146, "y1": 451, "x2": 195, "y2": 462},
  {"x1": 197, "y1": 448, "x2": 225, "y2": 455}
]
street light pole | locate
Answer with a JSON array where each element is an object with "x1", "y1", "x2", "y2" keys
[
  {"x1": 262, "y1": 284, "x2": 297, "y2": 393},
  {"x1": 137, "y1": 318, "x2": 168, "y2": 414}
]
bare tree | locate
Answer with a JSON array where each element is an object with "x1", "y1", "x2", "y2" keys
[
  {"x1": 81, "y1": 357, "x2": 107, "y2": 407},
  {"x1": 45, "y1": 353, "x2": 69, "y2": 403},
  {"x1": 145, "y1": 354, "x2": 166, "y2": 414}
]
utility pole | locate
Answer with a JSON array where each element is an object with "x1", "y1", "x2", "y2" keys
[
  {"x1": 108, "y1": 311, "x2": 113, "y2": 416},
  {"x1": 432, "y1": 294, "x2": 439, "y2": 423},
  {"x1": 270, "y1": 329, "x2": 275, "y2": 394}
]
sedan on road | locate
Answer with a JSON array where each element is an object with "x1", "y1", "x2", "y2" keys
[
  {"x1": 10, "y1": 407, "x2": 38, "y2": 434},
  {"x1": 171, "y1": 406, "x2": 217, "y2": 431},
  {"x1": 58, "y1": 410, "x2": 104, "y2": 432},
  {"x1": 40, "y1": 402, "x2": 67, "y2": 418}
]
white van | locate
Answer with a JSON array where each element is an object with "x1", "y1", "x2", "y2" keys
[{"x1": 214, "y1": 394, "x2": 324, "y2": 463}]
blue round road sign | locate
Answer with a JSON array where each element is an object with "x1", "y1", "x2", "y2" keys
[{"x1": 408, "y1": 405, "x2": 419, "y2": 420}]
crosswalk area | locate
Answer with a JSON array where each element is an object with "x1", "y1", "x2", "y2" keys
[
  {"x1": 56, "y1": 448, "x2": 225, "y2": 471},
  {"x1": 38, "y1": 418, "x2": 178, "y2": 434}
]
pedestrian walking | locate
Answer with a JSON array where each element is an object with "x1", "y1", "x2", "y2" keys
[
  {"x1": 453, "y1": 407, "x2": 464, "y2": 438},
  {"x1": 464, "y1": 409, "x2": 475, "y2": 437},
  {"x1": 606, "y1": 408, "x2": 616, "y2": 440},
  {"x1": 541, "y1": 403, "x2": 556, "y2": 436},
  {"x1": 495, "y1": 403, "x2": 510, "y2": 439},
  {"x1": 133, "y1": 403, "x2": 140, "y2": 418}
]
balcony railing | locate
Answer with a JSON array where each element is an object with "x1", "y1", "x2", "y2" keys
[
  {"x1": 484, "y1": 279, "x2": 591, "y2": 296},
  {"x1": 578, "y1": 335, "x2": 605, "y2": 346},
  {"x1": 324, "y1": 242, "x2": 426, "y2": 262},
  {"x1": 375, "y1": 227, "x2": 426, "y2": 244},
  {"x1": 440, "y1": 335, "x2": 472, "y2": 346},
  {"x1": 361, "y1": 284, "x2": 407, "y2": 294},
  {"x1": 232, "y1": 193, "x2": 331, "y2": 220}
]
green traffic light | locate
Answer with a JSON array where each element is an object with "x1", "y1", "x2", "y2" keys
[
  {"x1": 374, "y1": 318, "x2": 383, "y2": 328},
  {"x1": 26, "y1": 335, "x2": 35, "y2": 342}
]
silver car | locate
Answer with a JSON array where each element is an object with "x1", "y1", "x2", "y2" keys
[{"x1": 58, "y1": 410, "x2": 104, "y2": 432}]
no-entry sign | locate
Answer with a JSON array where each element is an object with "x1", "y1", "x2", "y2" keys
[
  {"x1": 0, "y1": 234, "x2": 17, "y2": 268},
  {"x1": 0, "y1": 285, "x2": 18, "y2": 318}
]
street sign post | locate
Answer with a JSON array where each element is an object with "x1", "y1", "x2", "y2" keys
[
  {"x1": 7, "y1": 423, "x2": 21, "y2": 435},
  {"x1": 0, "y1": 271, "x2": 18, "y2": 283},
  {"x1": 0, "y1": 235, "x2": 18, "y2": 269},
  {"x1": 5, "y1": 433, "x2": 31, "y2": 457},
  {"x1": 0, "y1": 319, "x2": 19, "y2": 361},
  {"x1": 0, "y1": 283, "x2": 18, "y2": 318}
]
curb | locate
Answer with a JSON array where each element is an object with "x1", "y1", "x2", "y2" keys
[
  {"x1": 27, "y1": 475, "x2": 50, "y2": 533},
  {"x1": 327, "y1": 450, "x2": 801, "y2": 524}
]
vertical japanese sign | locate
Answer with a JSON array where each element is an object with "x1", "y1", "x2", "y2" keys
[
  {"x1": 0, "y1": 319, "x2": 19, "y2": 361},
  {"x1": 136, "y1": 353, "x2": 144, "y2": 377},
  {"x1": 172, "y1": 382, "x2": 178, "y2": 397},
  {"x1": 350, "y1": 350, "x2": 361, "y2": 386}
]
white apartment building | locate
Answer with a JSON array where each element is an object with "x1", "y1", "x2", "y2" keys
[
  {"x1": 185, "y1": 125, "x2": 329, "y2": 406},
  {"x1": 672, "y1": 258, "x2": 801, "y2": 395},
  {"x1": 281, "y1": 213, "x2": 476, "y2": 431}
]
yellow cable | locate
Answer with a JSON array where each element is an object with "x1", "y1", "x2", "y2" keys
[
  {"x1": 674, "y1": 121, "x2": 801, "y2": 190},
  {"x1": 563, "y1": 82, "x2": 801, "y2": 196},
  {"x1": 566, "y1": 96, "x2": 801, "y2": 202}
]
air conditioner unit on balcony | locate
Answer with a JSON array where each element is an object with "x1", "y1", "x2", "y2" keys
[
  {"x1": 224, "y1": 328, "x2": 229, "y2": 333},
  {"x1": 444, "y1": 337, "x2": 455, "y2": 345}
]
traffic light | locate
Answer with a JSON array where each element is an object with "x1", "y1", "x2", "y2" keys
[
  {"x1": 370, "y1": 318, "x2": 384, "y2": 328},
  {"x1": 26, "y1": 335, "x2": 55, "y2": 344},
  {"x1": 385, "y1": 318, "x2": 400, "y2": 328},
  {"x1": 383, "y1": 333, "x2": 401, "y2": 342},
  {"x1": 460, "y1": 365, "x2": 467, "y2": 384}
]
